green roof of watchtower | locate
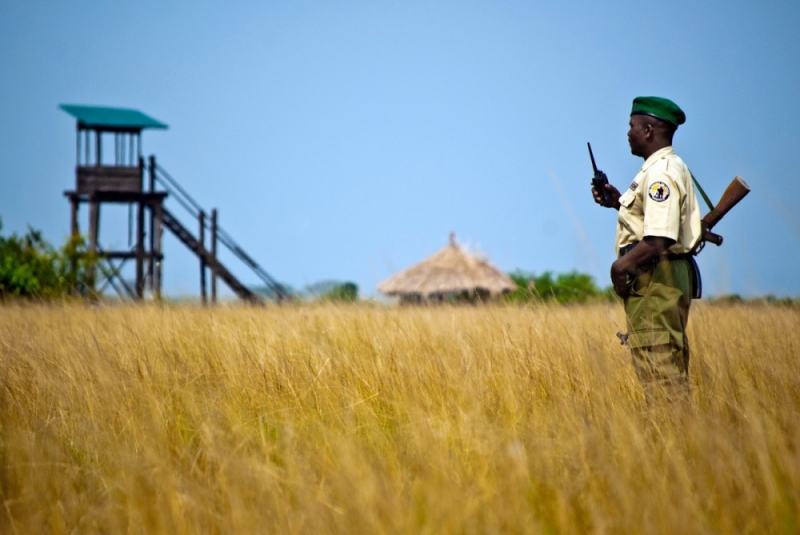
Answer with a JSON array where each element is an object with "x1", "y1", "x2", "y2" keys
[{"x1": 60, "y1": 105, "x2": 168, "y2": 130}]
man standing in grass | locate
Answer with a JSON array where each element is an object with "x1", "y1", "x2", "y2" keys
[{"x1": 591, "y1": 97, "x2": 702, "y2": 402}]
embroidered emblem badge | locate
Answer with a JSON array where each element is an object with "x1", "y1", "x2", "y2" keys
[
  {"x1": 648, "y1": 181, "x2": 670, "y2": 202},
  {"x1": 629, "y1": 181, "x2": 639, "y2": 191}
]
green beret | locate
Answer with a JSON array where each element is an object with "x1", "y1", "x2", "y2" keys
[{"x1": 631, "y1": 96, "x2": 686, "y2": 126}]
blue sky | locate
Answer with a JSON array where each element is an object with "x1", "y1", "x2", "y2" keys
[{"x1": 1, "y1": 1, "x2": 798, "y2": 298}]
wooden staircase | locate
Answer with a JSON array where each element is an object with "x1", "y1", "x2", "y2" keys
[
  {"x1": 161, "y1": 207, "x2": 260, "y2": 303},
  {"x1": 150, "y1": 157, "x2": 289, "y2": 303}
]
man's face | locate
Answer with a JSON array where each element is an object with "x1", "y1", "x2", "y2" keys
[{"x1": 627, "y1": 115, "x2": 648, "y2": 157}]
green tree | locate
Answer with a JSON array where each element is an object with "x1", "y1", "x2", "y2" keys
[
  {"x1": 505, "y1": 270, "x2": 611, "y2": 304},
  {"x1": 0, "y1": 217, "x2": 97, "y2": 299},
  {"x1": 551, "y1": 271, "x2": 601, "y2": 303},
  {"x1": 505, "y1": 271, "x2": 538, "y2": 303},
  {"x1": 322, "y1": 282, "x2": 359, "y2": 302}
]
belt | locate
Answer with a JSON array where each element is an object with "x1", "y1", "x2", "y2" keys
[
  {"x1": 618, "y1": 242, "x2": 689, "y2": 262},
  {"x1": 619, "y1": 241, "x2": 702, "y2": 299}
]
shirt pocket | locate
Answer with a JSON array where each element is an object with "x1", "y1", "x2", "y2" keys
[{"x1": 619, "y1": 189, "x2": 636, "y2": 209}]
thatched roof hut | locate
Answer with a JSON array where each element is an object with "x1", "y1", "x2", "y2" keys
[{"x1": 378, "y1": 233, "x2": 515, "y2": 304}]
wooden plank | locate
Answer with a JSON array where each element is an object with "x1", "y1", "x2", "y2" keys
[
  {"x1": 64, "y1": 191, "x2": 167, "y2": 204},
  {"x1": 77, "y1": 166, "x2": 142, "y2": 194},
  {"x1": 102, "y1": 251, "x2": 163, "y2": 260}
]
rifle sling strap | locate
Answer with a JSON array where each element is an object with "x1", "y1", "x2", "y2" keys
[{"x1": 689, "y1": 170, "x2": 718, "y2": 219}]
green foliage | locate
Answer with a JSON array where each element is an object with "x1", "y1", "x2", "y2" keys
[
  {"x1": 251, "y1": 283, "x2": 295, "y2": 302},
  {"x1": 322, "y1": 282, "x2": 358, "y2": 302},
  {"x1": 711, "y1": 294, "x2": 745, "y2": 305},
  {"x1": 505, "y1": 270, "x2": 613, "y2": 304},
  {"x1": 758, "y1": 295, "x2": 800, "y2": 307},
  {"x1": 710, "y1": 294, "x2": 800, "y2": 307},
  {"x1": 0, "y1": 217, "x2": 98, "y2": 299}
]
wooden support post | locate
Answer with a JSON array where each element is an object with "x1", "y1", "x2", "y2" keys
[
  {"x1": 146, "y1": 203, "x2": 154, "y2": 293},
  {"x1": 199, "y1": 210, "x2": 207, "y2": 304},
  {"x1": 136, "y1": 200, "x2": 145, "y2": 300},
  {"x1": 88, "y1": 196, "x2": 99, "y2": 290},
  {"x1": 70, "y1": 198, "x2": 79, "y2": 237},
  {"x1": 154, "y1": 201, "x2": 163, "y2": 300},
  {"x1": 96, "y1": 130, "x2": 101, "y2": 166},
  {"x1": 69, "y1": 197, "x2": 80, "y2": 288},
  {"x1": 147, "y1": 159, "x2": 156, "y2": 291},
  {"x1": 149, "y1": 155, "x2": 156, "y2": 192},
  {"x1": 211, "y1": 209, "x2": 217, "y2": 303}
]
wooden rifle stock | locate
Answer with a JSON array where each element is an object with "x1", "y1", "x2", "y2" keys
[{"x1": 699, "y1": 176, "x2": 751, "y2": 247}]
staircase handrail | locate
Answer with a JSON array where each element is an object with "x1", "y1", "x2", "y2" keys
[
  {"x1": 153, "y1": 161, "x2": 290, "y2": 300},
  {"x1": 154, "y1": 164, "x2": 202, "y2": 218},
  {"x1": 213, "y1": 226, "x2": 288, "y2": 297}
]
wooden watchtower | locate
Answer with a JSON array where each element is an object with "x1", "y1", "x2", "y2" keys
[{"x1": 61, "y1": 105, "x2": 168, "y2": 300}]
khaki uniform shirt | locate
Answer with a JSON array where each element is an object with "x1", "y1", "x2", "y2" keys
[{"x1": 616, "y1": 146, "x2": 702, "y2": 255}]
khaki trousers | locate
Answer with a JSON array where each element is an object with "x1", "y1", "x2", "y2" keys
[{"x1": 624, "y1": 258, "x2": 693, "y2": 402}]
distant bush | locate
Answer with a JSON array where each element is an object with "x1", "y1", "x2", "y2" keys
[
  {"x1": 295, "y1": 280, "x2": 359, "y2": 302},
  {"x1": 759, "y1": 294, "x2": 800, "y2": 307},
  {"x1": 322, "y1": 282, "x2": 358, "y2": 302},
  {"x1": 0, "y1": 218, "x2": 97, "y2": 299},
  {"x1": 251, "y1": 281, "x2": 359, "y2": 303},
  {"x1": 709, "y1": 294, "x2": 799, "y2": 307},
  {"x1": 710, "y1": 294, "x2": 745, "y2": 305},
  {"x1": 251, "y1": 284, "x2": 295, "y2": 302},
  {"x1": 505, "y1": 270, "x2": 613, "y2": 304}
]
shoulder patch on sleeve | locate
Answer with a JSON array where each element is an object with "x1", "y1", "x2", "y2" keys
[{"x1": 648, "y1": 181, "x2": 670, "y2": 202}]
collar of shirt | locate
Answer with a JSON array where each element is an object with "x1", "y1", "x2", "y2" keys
[{"x1": 638, "y1": 146, "x2": 675, "y2": 174}]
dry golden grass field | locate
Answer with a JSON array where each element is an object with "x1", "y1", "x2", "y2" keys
[{"x1": 1, "y1": 302, "x2": 799, "y2": 534}]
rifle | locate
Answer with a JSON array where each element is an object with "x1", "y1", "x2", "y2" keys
[
  {"x1": 695, "y1": 175, "x2": 751, "y2": 251},
  {"x1": 587, "y1": 143, "x2": 611, "y2": 206}
]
